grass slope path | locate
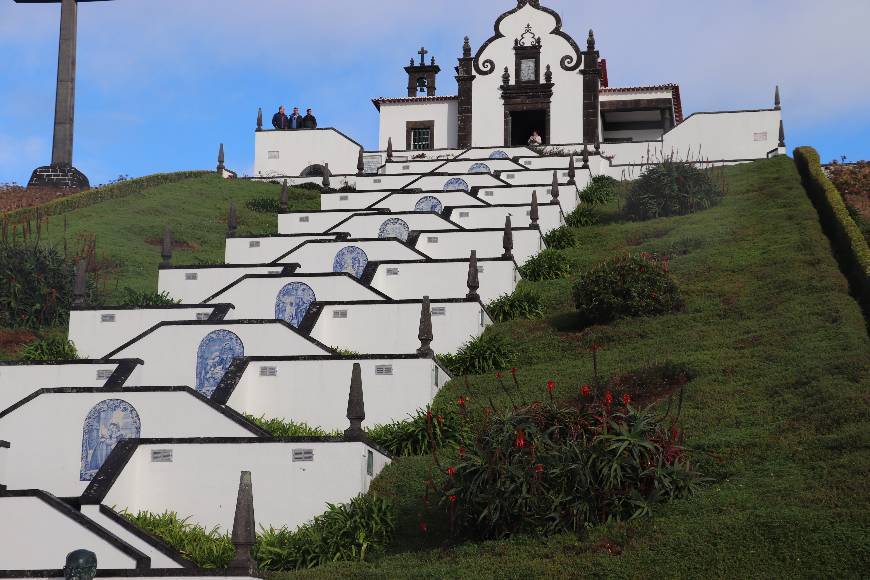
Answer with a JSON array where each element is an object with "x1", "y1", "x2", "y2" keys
[{"x1": 272, "y1": 157, "x2": 869, "y2": 578}]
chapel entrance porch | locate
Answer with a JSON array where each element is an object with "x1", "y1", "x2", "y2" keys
[{"x1": 505, "y1": 109, "x2": 549, "y2": 147}]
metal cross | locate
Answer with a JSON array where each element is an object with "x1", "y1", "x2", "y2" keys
[{"x1": 418, "y1": 46, "x2": 428, "y2": 66}]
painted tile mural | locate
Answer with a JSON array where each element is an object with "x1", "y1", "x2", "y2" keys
[
  {"x1": 444, "y1": 177, "x2": 470, "y2": 192},
  {"x1": 195, "y1": 329, "x2": 245, "y2": 397},
  {"x1": 275, "y1": 282, "x2": 316, "y2": 327},
  {"x1": 80, "y1": 399, "x2": 141, "y2": 481},
  {"x1": 333, "y1": 246, "x2": 369, "y2": 278},
  {"x1": 468, "y1": 162, "x2": 491, "y2": 174},
  {"x1": 414, "y1": 195, "x2": 443, "y2": 213},
  {"x1": 378, "y1": 218, "x2": 410, "y2": 241},
  {"x1": 489, "y1": 150, "x2": 510, "y2": 159}
]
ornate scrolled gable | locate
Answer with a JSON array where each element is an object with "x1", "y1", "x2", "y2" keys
[{"x1": 473, "y1": 0, "x2": 582, "y2": 75}]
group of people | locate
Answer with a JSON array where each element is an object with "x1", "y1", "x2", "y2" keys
[{"x1": 272, "y1": 106, "x2": 317, "y2": 130}]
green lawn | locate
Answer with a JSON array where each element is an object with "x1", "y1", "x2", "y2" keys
[{"x1": 272, "y1": 156, "x2": 869, "y2": 578}]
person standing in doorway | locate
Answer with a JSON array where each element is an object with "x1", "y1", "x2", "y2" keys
[
  {"x1": 272, "y1": 105, "x2": 287, "y2": 130},
  {"x1": 303, "y1": 108, "x2": 318, "y2": 129},
  {"x1": 528, "y1": 130, "x2": 542, "y2": 146},
  {"x1": 288, "y1": 107, "x2": 304, "y2": 129}
]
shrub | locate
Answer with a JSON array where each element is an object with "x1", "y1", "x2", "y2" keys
[
  {"x1": 119, "y1": 288, "x2": 180, "y2": 307},
  {"x1": 442, "y1": 398, "x2": 702, "y2": 540},
  {"x1": 519, "y1": 249, "x2": 571, "y2": 281},
  {"x1": 20, "y1": 336, "x2": 78, "y2": 361},
  {"x1": 0, "y1": 243, "x2": 72, "y2": 328},
  {"x1": 120, "y1": 510, "x2": 233, "y2": 568},
  {"x1": 295, "y1": 181, "x2": 324, "y2": 192},
  {"x1": 623, "y1": 160, "x2": 724, "y2": 220},
  {"x1": 438, "y1": 332, "x2": 516, "y2": 376},
  {"x1": 486, "y1": 287, "x2": 544, "y2": 322},
  {"x1": 573, "y1": 253, "x2": 683, "y2": 326},
  {"x1": 579, "y1": 175, "x2": 618, "y2": 206},
  {"x1": 244, "y1": 415, "x2": 339, "y2": 437},
  {"x1": 564, "y1": 206, "x2": 599, "y2": 228},
  {"x1": 542, "y1": 225, "x2": 577, "y2": 250},
  {"x1": 245, "y1": 196, "x2": 280, "y2": 214},
  {"x1": 367, "y1": 407, "x2": 465, "y2": 457}
]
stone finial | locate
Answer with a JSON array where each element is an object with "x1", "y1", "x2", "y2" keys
[
  {"x1": 160, "y1": 226, "x2": 173, "y2": 267},
  {"x1": 387, "y1": 137, "x2": 394, "y2": 160},
  {"x1": 228, "y1": 471, "x2": 257, "y2": 575},
  {"x1": 594, "y1": 138, "x2": 601, "y2": 153},
  {"x1": 463, "y1": 36, "x2": 472, "y2": 58},
  {"x1": 550, "y1": 170, "x2": 560, "y2": 201},
  {"x1": 217, "y1": 143, "x2": 225, "y2": 173},
  {"x1": 567, "y1": 155, "x2": 576, "y2": 184},
  {"x1": 529, "y1": 191, "x2": 540, "y2": 228},
  {"x1": 227, "y1": 202, "x2": 238, "y2": 238},
  {"x1": 344, "y1": 363, "x2": 366, "y2": 441},
  {"x1": 417, "y1": 296, "x2": 434, "y2": 357},
  {"x1": 466, "y1": 250, "x2": 480, "y2": 301},
  {"x1": 544, "y1": 64, "x2": 552, "y2": 84},
  {"x1": 502, "y1": 66, "x2": 511, "y2": 86},
  {"x1": 73, "y1": 259, "x2": 87, "y2": 308},
  {"x1": 778, "y1": 119, "x2": 785, "y2": 148},
  {"x1": 322, "y1": 163, "x2": 331, "y2": 188},
  {"x1": 256, "y1": 107, "x2": 263, "y2": 132},
  {"x1": 502, "y1": 215, "x2": 514, "y2": 259},
  {"x1": 357, "y1": 148, "x2": 365, "y2": 175},
  {"x1": 581, "y1": 144, "x2": 590, "y2": 169},
  {"x1": 279, "y1": 179, "x2": 289, "y2": 213},
  {"x1": 587, "y1": 29, "x2": 595, "y2": 51},
  {"x1": 774, "y1": 85, "x2": 781, "y2": 110},
  {"x1": 64, "y1": 549, "x2": 97, "y2": 580}
]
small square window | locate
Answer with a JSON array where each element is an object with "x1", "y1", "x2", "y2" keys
[
  {"x1": 484, "y1": 190, "x2": 494, "y2": 197},
  {"x1": 267, "y1": 151, "x2": 280, "y2": 160},
  {"x1": 402, "y1": 165, "x2": 410, "y2": 170},
  {"x1": 292, "y1": 449, "x2": 314, "y2": 462},
  {"x1": 333, "y1": 310, "x2": 348, "y2": 319},
  {"x1": 458, "y1": 212, "x2": 470, "y2": 218},
  {"x1": 299, "y1": 216, "x2": 310, "y2": 223},
  {"x1": 373, "y1": 178, "x2": 382, "y2": 184},
  {"x1": 505, "y1": 174, "x2": 515, "y2": 179},
  {"x1": 426, "y1": 236, "x2": 439, "y2": 243},
  {"x1": 185, "y1": 273, "x2": 198, "y2": 281},
  {"x1": 339, "y1": 195, "x2": 349, "y2": 201},
  {"x1": 386, "y1": 268, "x2": 400, "y2": 276},
  {"x1": 523, "y1": 160, "x2": 532, "y2": 166},
  {"x1": 249, "y1": 241, "x2": 261, "y2": 248},
  {"x1": 411, "y1": 128, "x2": 432, "y2": 151},
  {"x1": 100, "y1": 314, "x2": 116, "y2": 323}
]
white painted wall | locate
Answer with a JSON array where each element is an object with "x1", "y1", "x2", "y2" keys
[
  {"x1": 436, "y1": 159, "x2": 524, "y2": 174},
  {"x1": 0, "y1": 390, "x2": 257, "y2": 497},
  {"x1": 662, "y1": 110, "x2": 782, "y2": 161},
  {"x1": 476, "y1": 184, "x2": 580, "y2": 214},
  {"x1": 279, "y1": 240, "x2": 427, "y2": 270},
  {"x1": 228, "y1": 358, "x2": 446, "y2": 430},
  {"x1": 310, "y1": 301, "x2": 491, "y2": 355},
  {"x1": 456, "y1": 146, "x2": 537, "y2": 159},
  {"x1": 0, "y1": 496, "x2": 140, "y2": 570},
  {"x1": 321, "y1": 190, "x2": 391, "y2": 211},
  {"x1": 327, "y1": 212, "x2": 459, "y2": 238},
  {"x1": 500, "y1": 168, "x2": 573, "y2": 186},
  {"x1": 0, "y1": 362, "x2": 126, "y2": 412},
  {"x1": 225, "y1": 235, "x2": 338, "y2": 265},
  {"x1": 450, "y1": 204, "x2": 563, "y2": 234},
  {"x1": 353, "y1": 175, "x2": 417, "y2": 191},
  {"x1": 414, "y1": 228, "x2": 543, "y2": 265},
  {"x1": 369, "y1": 259, "x2": 518, "y2": 303},
  {"x1": 112, "y1": 323, "x2": 331, "y2": 388},
  {"x1": 103, "y1": 441, "x2": 390, "y2": 531},
  {"x1": 69, "y1": 307, "x2": 221, "y2": 359},
  {"x1": 79, "y1": 505, "x2": 183, "y2": 569},
  {"x1": 406, "y1": 173, "x2": 503, "y2": 191},
  {"x1": 381, "y1": 160, "x2": 446, "y2": 175},
  {"x1": 159, "y1": 266, "x2": 280, "y2": 302},
  {"x1": 254, "y1": 129, "x2": 361, "y2": 177},
  {"x1": 277, "y1": 210, "x2": 379, "y2": 235},
  {"x1": 208, "y1": 275, "x2": 386, "y2": 320},
  {"x1": 378, "y1": 100, "x2": 458, "y2": 151},
  {"x1": 371, "y1": 191, "x2": 486, "y2": 212}
]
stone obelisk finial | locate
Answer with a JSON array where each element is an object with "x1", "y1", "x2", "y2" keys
[
  {"x1": 387, "y1": 137, "x2": 394, "y2": 160},
  {"x1": 228, "y1": 471, "x2": 257, "y2": 575},
  {"x1": 502, "y1": 216, "x2": 514, "y2": 259},
  {"x1": 594, "y1": 138, "x2": 601, "y2": 154},
  {"x1": 160, "y1": 226, "x2": 173, "y2": 267},
  {"x1": 73, "y1": 259, "x2": 87, "y2": 308},
  {"x1": 466, "y1": 250, "x2": 480, "y2": 301},
  {"x1": 256, "y1": 107, "x2": 263, "y2": 132},
  {"x1": 417, "y1": 296, "x2": 434, "y2": 357},
  {"x1": 774, "y1": 85, "x2": 781, "y2": 110},
  {"x1": 217, "y1": 143, "x2": 225, "y2": 174},
  {"x1": 322, "y1": 163, "x2": 331, "y2": 188},
  {"x1": 279, "y1": 179, "x2": 289, "y2": 213},
  {"x1": 581, "y1": 144, "x2": 590, "y2": 169},
  {"x1": 227, "y1": 202, "x2": 238, "y2": 238},
  {"x1": 344, "y1": 363, "x2": 366, "y2": 441},
  {"x1": 529, "y1": 191, "x2": 540, "y2": 228},
  {"x1": 357, "y1": 148, "x2": 365, "y2": 175},
  {"x1": 550, "y1": 170, "x2": 560, "y2": 202},
  {"x1": 778, "y1": 120, "x2": 786, "y2": 148},
  {"x1": 567, "y1": 155, "x2": 576, "y2": 185}
]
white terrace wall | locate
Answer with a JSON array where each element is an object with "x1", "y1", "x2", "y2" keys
[
  {"x1": 381, "y1": 160, "x2": 446, "y2": 175},
  {"x1": 209, "y1": 275, "x2": 387, "y2": 320},
  {"x1": 449, "y1": 204, "x2": 563, "y2": 234},
  {"x1": 0, "y1": 390, "x2": 257, "y2": 497},
  {"x1": 254, "y1": 129, "x2": 361, "y2": 177},
  {"x1": 406, "y1": 173, "x2": 503, "y2": 191},
  {"x1": 225, "y1": 234, "x2": 339, "y2": 264},
  {"x1": 69, "y1": 307, "x2": 221, "y2": 359},
  {"x1": 436, "y1": 159, "x2": 524, "y2": 174},
  {"x1": 321, "y1": 190, "x2": 392, "y2": 211},
  {"x1": 79, "y1": 505, "x2": 184, "y2": 569},
  {"x1": 227, "y1": 357, "x2": 446, "y2": 430},
  {"x1": 476, "y1": 184, "x2": 580, "y2": 214},
  {"x1": 371, "y1": 191, "x2": 486, "y2": 212},
  {"x1": 456, "y1": 146, "x2": 537, "y2": 159},
  {"x1": 278, "y1": 210, "x2": 379, "y2": 235},
  {"x1": 112, "y1": 323, "x2": 330, "y2": 389},
  {"x1": 159, "y1": 266, "x2": 280, "y2": 302},
  {"x1": 353, "y1": 175, "x2": 417, "y2": 191},
  {"x1": 499, "y1": 168, "x2": 574, "y2": 186},
  {"x1": 662, "y1": 109, "x2": 782, "y2": 161},
  {"x1": 103, "y1": 441, "x2": 390, "y2": 531},
  {"x1": 378, "y1": 100, "x2": 458, "y2": 151},
  {"x1": 1, "y1": 441, "x2": 8, "y2": 487},
  {"x1": 0, "y1": 362, "x2": 129, "y2": 413},
  {"x1": 414, "y1": 228, "x2": 544, "y2": 265},
  {"x1": 383, "y1": 148, "x2": 465, "y2": 161},
  {"x1": 278, "y1": 240, "x2": 426, "y2": 270},
  {"x1": 0, "y1": 496, "x2": 140, "y2": 570},
  {"x1": 368, "y1": 259, "x2": 518, "y2": 303},
  {"x1": 327, "y1": 213, "x2": 459, "y2": 238},
  {"x1": 310, "y1": 301, "x2": 491, "y2": 355}
]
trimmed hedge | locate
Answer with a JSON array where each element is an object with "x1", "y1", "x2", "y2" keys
[
  {"x1": 794, "y1": 147, "x2": 870, "y2": 307},
  {"x1": 4, "y1": 171, "x2": 210, "y2": 224}
]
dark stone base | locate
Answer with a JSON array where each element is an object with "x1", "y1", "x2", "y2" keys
[{"x1": 27, "y1": 164, "x2": 90, "y2": 191}]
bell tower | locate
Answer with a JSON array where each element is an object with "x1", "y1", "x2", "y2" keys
[{"x1": 405, "y1": 47, "x2": 440, "y2": 97}]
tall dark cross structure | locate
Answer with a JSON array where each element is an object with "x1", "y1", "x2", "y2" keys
[{"x1": 14, "y1": 0, "x2": 110, "y2": 190}]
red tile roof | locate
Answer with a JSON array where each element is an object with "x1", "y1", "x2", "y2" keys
[
  {"x1": 600, "y1": 84, "x2": 683, "y2": 124},
  {"x1": 372, "y1": 95, "x2": 459, "y2": 111}
]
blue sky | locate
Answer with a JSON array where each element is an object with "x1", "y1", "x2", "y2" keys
[{"x1": 1, "y1": 0, "x2": 868, "y2": 185}]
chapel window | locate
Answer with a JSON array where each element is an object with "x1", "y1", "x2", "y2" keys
[{"x1": 411, "y1": 127, "x2": 432, "y2": 150}]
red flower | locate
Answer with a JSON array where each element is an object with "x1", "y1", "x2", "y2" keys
[
  {"x1": 426, "y1": 409, "x2": 433, "y2": 420},
  {"x1": 622, "y1": 393, "x2": 632, "y2": 406},
  {"x1": 436, "y1": 415, "x2": 444, "y2": 425},
  {"x1": 449, "y1": 495, "x2": 457, "y2": 503},
  {"x1": 447, "y1": 466, "x2": 457, "y2": 477},
  {"x1": 534, "y1": 463, "x2": 544, "y2": 474},
  {"x1": 419, "y1": 519, "x2": 428, "y2": 533},
  {"x1": 671, "y1": 427, "x2": 680, "y2": 440},
  {"x1": 581, "y1": 384, "x2": 592, "y2": 397},
  {"x1": 510, "y1": 367, "x2": 518, "y2": 376},
  {"x1": 603, "y1": 391, "x2": 614, "y2": 406},
  {"x1": 457, "y1": 396, "x2": 466, "y2": 408},
  {"x1": 546, "y1": 379, "x2": 555, "y2": 393},
  {"x1": 515, "y1": 429, "x2": 526, "y2": 448},
  {"x1": 496, "y1": 371, "x2": 503, "y2": 379},
  {"x1": 459, "y1": 446, "x2": 466, "y2": 458}
]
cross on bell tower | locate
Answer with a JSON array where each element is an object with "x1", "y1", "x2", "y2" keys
[
  {"x1": 405, "y1": 46, "x2": 440, "y2": 97},
  {"x1": 417, "y1": 46, "x2": 428, "y2": 66},
  {"x1": 14, "y1": 0, "x2": 113, "y2": 191}
]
